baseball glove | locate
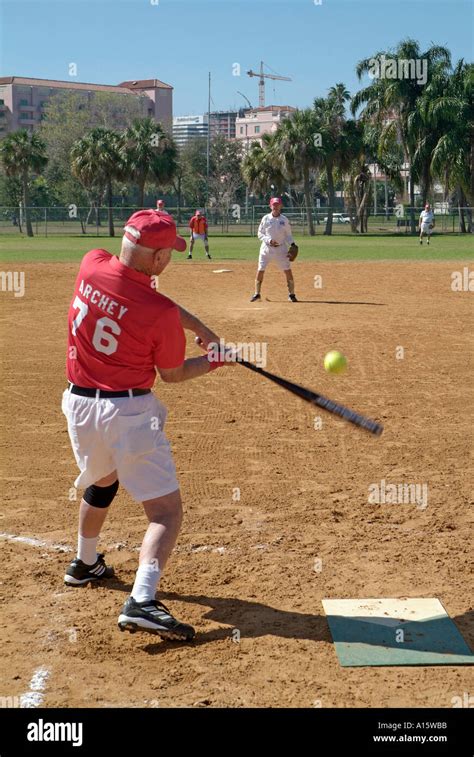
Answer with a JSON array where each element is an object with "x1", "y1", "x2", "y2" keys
[{"x1": 287, "y1": 243, "x2": 299, "y2": 262}]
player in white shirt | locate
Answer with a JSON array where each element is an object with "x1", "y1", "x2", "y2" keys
[
  {"x1": 419, "y1": 203, "x2": 435, "y2": 245},
  {"x1": 156, "y1": 199, "x2": 170, "y2": 215},
  {"x1": 251, "y1": 197, "x2": 298, "y2": 302}
]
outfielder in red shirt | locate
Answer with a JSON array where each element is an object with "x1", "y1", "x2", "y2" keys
[
  {"x1": 188, "y1": 209, "x2": 211, "y2": 260},
  {"x1": 62, "y1": 209, "x2": 233, "y2": 640}
]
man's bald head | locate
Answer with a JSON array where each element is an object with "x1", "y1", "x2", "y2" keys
[{"x1": 120, "y1": 235, "x2": 172, "y2": 277}]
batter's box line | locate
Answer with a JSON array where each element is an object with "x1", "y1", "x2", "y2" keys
[
  {"x1": 0, "y1": 532, "x2": 148, "y2": 555},
  {"x1": 173, "y1": 544, "x2": 238, "y2": 555},
  {"x1": 0, "y1": 532, "x2": 282, "y2": 564},
  {"x1": 0, "y1": 532, "x2": 73, "y2": 552}
]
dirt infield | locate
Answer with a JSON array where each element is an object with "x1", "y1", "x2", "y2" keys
[{"x1": 1, "y1": 259, "x2": 472, "y2": 708}]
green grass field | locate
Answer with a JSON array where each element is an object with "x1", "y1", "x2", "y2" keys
[{"x1": 0, "y1": 233, "x2": 472, "y2": 263}]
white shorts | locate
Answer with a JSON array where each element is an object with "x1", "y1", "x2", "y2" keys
[
  {"x1": 421, "y1": 223, "x2": 432, "y2": 235},
  {"x1": 192, "y1": 233, "x2": 207, "y2": 241},
  {"x1": 61, "y1": 389, "x2": 179, "y2": 502},
  {"x1": 258, "y1": 245, "x2": 291, "y2": 272}
]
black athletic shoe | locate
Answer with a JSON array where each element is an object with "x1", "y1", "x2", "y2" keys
[
  {"x1": 206, "y1": 253, "x2": 212, "y2": 259},
  {"x1": 288, "y1": 294, "x2": 298, "y2": 302},
  {"x1": 118, "y1": 597, "x2": 195, "y2": 641},
  {"x1": 64, "y1": 553, "x2": 114, "y2": 586},
  {"x1": 187, "y1": 254, "x2": 192, "y2": 260},
  {"x1": 250, "y1": 293, "x2": 261, "y2": 302}
]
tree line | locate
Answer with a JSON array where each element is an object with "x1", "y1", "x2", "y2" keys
[{"x1": 0, "y1": 39, "x2": 472, "y2": 236}]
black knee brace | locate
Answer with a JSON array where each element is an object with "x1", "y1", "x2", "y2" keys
[{"x1": 83, "y1": 480, "x2": 119, "y2": 509}]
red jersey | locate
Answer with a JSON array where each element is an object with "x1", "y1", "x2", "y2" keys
[
  {"x1": 189, "y1": 215, "x2": 207, "y2": 235},
  {"x1": 66, "y1": 249, "x2": 185, "y2": 390}
]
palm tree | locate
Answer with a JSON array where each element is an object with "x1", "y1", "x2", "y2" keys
[
  {"x1": 363, "y1": 121, "x2": 404, "y2": 216},
  {"x1": 0, "y1": 129, "x2": 48, "y2": 237},
  {"x1": 328, "y1": 83, "x2": 351, "y2": 109},
  {"x1": 314, "y1": 85, "x2": 362, "y2": 235},
  {"x1": 121, "y1": 118, "x2": 177, "y2": 208},
  {"x1": 352, "y1": 39, "x2": 451, "y2": 232},
  {"x1": 71, "y1": 128, "x2": 123, "y2": 236},
  {"x1": 340, "y1": 129, "x2": 372, "y2": 233},
  {"x1": 273, "y1": 109, "x2": 322, "y2": 235},
  {"x1": 422, "y1": 60, "x2": 473, "y2": 229},
  {"x1": 241, "y1": 134, "x2": 285, "y2": 197}
]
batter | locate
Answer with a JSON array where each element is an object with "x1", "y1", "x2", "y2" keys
[{"x1": 62, "y1": 210, "x2": 233, "y2": 640}]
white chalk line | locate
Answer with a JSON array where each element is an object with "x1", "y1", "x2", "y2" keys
[
  {"x1": 1, "y1": 532, "x2": 234, "y2": 557},
  {"x1": 19, "y1": 667, "x2": 50, "y2": 708},
  {"x1": 191, "y1": 545, "x2": 226, "y2": 554},
  {"x1": 0, "y1": 532, "x2": 72, "y2": 553}
]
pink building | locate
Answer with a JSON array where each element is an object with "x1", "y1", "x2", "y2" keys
[
  {"x1": 0, "y1": 76, "x2": 173, "y2": 137},
  {"x1": 118, "y1": 79, "x2": 173, "y2": 132},
  {"x1": 235, "y1": 105, "x2": 296, "y2": 150}
]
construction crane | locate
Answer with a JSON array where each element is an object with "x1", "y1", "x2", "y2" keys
[
  {"x1": 246, "y1": 61, "x2": 291, "y2": 108},
  {"x1": 237, "y1": 90, "x2": 253, "y2": 110}
]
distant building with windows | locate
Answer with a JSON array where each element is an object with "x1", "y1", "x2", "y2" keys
[
  {"x1": 172, "y1": 110, "x2": 243, "y2": 148},
  {"x1": 235, "y1": 105, "x2": 296, "y2": 149},
  {"x1": 0, "y1": 76, "x2": 173, "y2": 137},
  {"x1": 118, "y1": 78, "x2": 173, "y2": 131},
  {"x1": 172, "y1": 114, "x2": 208, "y2": 148},
  {"x1": 209, "y1": 110, "x2": 240, "y2": 140}
]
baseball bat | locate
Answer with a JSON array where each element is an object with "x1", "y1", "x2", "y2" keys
[
  {"x1": 197, "y1": 338, "x2": 383, "y2": 436},
  {"x1": 238, "y1": 358, "x2": 383, "y2": 436}
]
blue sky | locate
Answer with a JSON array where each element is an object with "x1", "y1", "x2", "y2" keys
[{"x1": 1, "y1": 0, "x2": 472, "y2": 116}]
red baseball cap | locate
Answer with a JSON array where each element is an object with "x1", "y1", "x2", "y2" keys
[
  {"x1": 269, "y1": 197, "x2": 282, "y2": 206},
  {"x1": 124, "y1": 210, "x2": 186, "y2": 252}
]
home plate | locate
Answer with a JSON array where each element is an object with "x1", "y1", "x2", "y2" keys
[
  {"x1": 322, "y1": 598, "x2": 474, "y2": 667},
  {"x1": 212, "y1": 269, "x2": 233, "y2": 273}
]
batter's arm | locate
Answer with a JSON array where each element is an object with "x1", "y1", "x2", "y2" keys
[
  {"x1": 177, "y1": 305, "x2": 220, "y2": 350},
  {"x1": 158, "y1": 357, "x2": 217, "y2": 383}
]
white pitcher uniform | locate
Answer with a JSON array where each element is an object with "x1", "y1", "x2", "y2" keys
[
  {"x1": 258, "y1": 213, "x2": 295, "y2": 271},
  {"x1": 420, "y1": 209, "x2": 434, "y2": 235}
]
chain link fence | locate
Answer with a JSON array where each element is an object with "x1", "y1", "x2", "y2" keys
[{"x1": 0, "y1": 206, "x2": 471, "y2": 236}]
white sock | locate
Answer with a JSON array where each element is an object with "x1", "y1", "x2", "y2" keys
[
  {"x1": 131, "y1": 561, "x2": 161, "y2": 603},
  {"x1": 77, "y1": 535, "x2": 98, "y2": 566}
]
